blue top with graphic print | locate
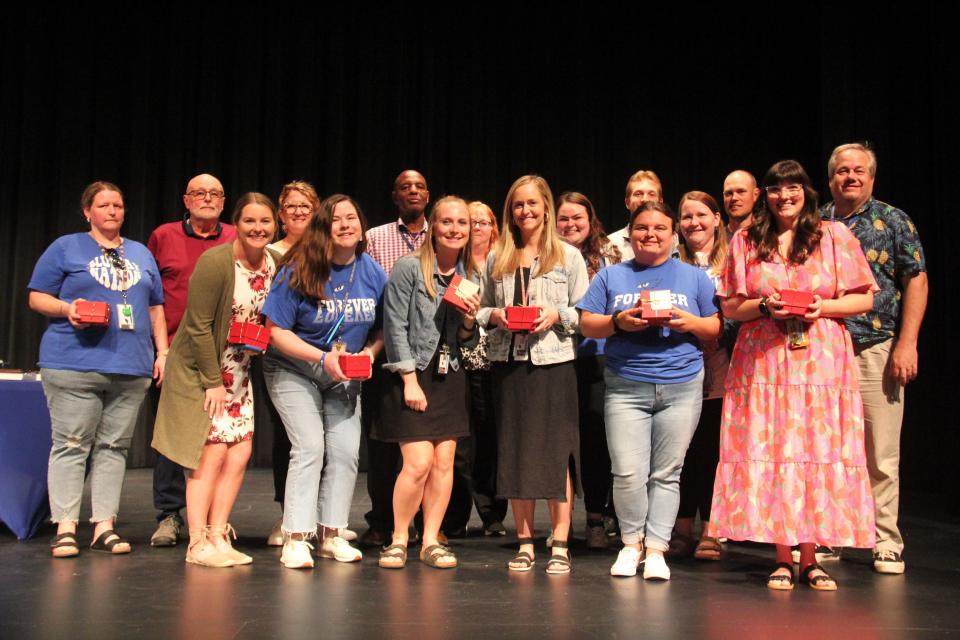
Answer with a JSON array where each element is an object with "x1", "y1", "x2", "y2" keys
[
  {"x1": 821, "y1": 198, "x2": 926, "y2": 344},
  {"x1": 28, "y1": 233, "x2": 164, "y2": 376}
]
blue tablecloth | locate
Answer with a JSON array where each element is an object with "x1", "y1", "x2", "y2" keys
[{"x1": 0, "y1": 379, "x2": 51, "y2": 539}]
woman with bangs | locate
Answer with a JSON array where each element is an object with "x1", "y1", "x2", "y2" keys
[
  {"x1": 477, "y1": 175, "x2": 589, "y2": 574},
  {"x1": 261, "y1": 194, "x2": 386, "y2": 569},
  {"x1": 669, "y1": 191, "x2": 730, "y2": 561},
  {"x1": 707, "y1": 160, "x2": 878, "y2": 591},
  {"x1": 376, "y1": 196, "x2": 481, "y2": 570}
]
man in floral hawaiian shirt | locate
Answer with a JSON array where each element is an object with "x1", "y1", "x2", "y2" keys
[{"x1": 821, "y1": 143, "x2": 928, "y2": 575}]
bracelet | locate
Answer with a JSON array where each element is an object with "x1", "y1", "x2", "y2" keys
[
  {"x1": 320, "y1": 352, "x2": 327, "y2": 368},
  {"x1": 157, "y1": 350, "x2": 169, "y2": 357},
  {"x1": 611, "y1": 310, "x2": 624, "y2": 334}
]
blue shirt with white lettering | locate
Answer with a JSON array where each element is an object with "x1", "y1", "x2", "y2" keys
[
  {"x1": 577, "y1": 258, "x2": 717, "y2": 383},
  {"x1": 28, "y1": 233, "x2": 164, "y2": 376},
  {"x1": 262, "y1": 253, "x2": 387, "y2": 353}
]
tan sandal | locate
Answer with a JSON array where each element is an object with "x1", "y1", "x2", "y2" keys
[
  {"x1": 378, "y1": 544, "x2": 407, "y2": 569},
  {"x1": 694, "y1": 536, "x2": 723, "y2": 561},
  {"x1": 420, "y1": 544, "x2": 457, "y2": 569},
  {"x1": 51, "y1": 532, "x2": 79, "y2": 558},
  {"x1": 185, "y1": 528, "x2": 234, "y2": 568}
]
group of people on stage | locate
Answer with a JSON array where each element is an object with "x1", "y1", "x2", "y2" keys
[{"x1": 27, "y1": 142, "x2": 928, "y2": 591}]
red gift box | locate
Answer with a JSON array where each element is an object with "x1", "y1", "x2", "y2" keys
[
  {"x1": 505, "y1": 305, "x2": 541, "y2": 332},
  {"x1": 780, "y1": 289, "x2": 815, "y2": 315},
  {"x1": 75, "y1": 300, "x2": 111, "y2": 326},
  {"x1": 227, "y1": 321, "x2": 270, "y2": 353},
  {"x1": 640, "y1": 290, "x2": 673, "y2": 324},
  {"x1": 339, "y1": 353, "x2": 372, "y2": 380},
  {"x1": 441, "y1": 274, "x2": 480, "y2": 313}
]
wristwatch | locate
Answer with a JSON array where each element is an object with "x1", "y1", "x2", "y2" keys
[{"x1": 758, "y1": 297, "x2": 770, "y2": 318}]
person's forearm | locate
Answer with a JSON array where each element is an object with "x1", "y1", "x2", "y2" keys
[
  {"x1": 149, "y1": 305, "x2": 170, "y2": 352},
  {"x1": 897, "y1": 272, "x2": 928, "y2": 346},
  {"x1": 821, "y1": 292, "x2": 874, "y2": 318},
  {"x1": 269, "y1": 324, "x2": 324, "y2": 363},
  {"x1": 580, "y1": 310, "x2": 615, "y2": 339}
]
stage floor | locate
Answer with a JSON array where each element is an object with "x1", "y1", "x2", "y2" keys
[{"x1": 1, "y1": 469, "x2": 958, "y2": 639}]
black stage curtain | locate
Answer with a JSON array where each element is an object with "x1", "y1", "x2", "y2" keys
[{"x1": 1, "y1": 8, "x2": 955, "y2": 499}]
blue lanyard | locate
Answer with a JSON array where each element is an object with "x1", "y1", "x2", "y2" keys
[{"x1": 320, "y1": 259, "x2": 358, "y2": 348}]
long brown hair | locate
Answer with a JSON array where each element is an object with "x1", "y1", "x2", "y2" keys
[
  {"x1": 677, "y1": 190, "x2": 727, "y2": 274},
  {"x1": 557, "y1": 191, "x2": 621, "y2": 277},
  {"x1": 415, "y1": 196, "x2": 477, "y2": 299},
  {"x1": 491, "y1": 175, "x2": 567, "y2": 279},
  {"x1": 747, "y1": 160, "x2": 822, "y2": 264},
  {"x1": 281, "y1": 194, "x2": 369, "y2": 300}
]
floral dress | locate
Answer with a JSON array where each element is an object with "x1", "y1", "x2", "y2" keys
[
  {"x1": 207, "y1": 259, "x2": 275, "y2": 443},
  {"x1": 707, "y1": 222, "x2": 879, "y2": 547}
]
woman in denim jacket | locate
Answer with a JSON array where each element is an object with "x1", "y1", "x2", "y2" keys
[
  {"x1": 476, "y1": 175, "x2": 589, "y2": 574},
  {"x1": 376, "y1": 196, "x2": 481, "y2": 570}
]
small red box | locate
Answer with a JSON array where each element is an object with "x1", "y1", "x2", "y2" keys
[
  {"x1": 780, "y1": 289, "x2": 815, "y2": 315},
  {"x1": 505, "y1": 305, "x2": 541, "y2": 332},
  {"x1": 75, "y1": 300, "x2": 111, "y2": 326},
  {"x1": 228, "y1": 321, "x2": 270, "y2": 353},
  {"x1": 640, "y1": 290, "x2": 673, "y2": 324},
  {"x1": 339, "y1": 354, "x2": 372, "y2": 379},
  {"x1": 441, "y1": 274, "x2": 480, "y2": 313}
]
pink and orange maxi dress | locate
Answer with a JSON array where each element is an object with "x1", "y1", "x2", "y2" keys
[{"x1": 708, "y1": 222, "x2": 879, "y2": 548}]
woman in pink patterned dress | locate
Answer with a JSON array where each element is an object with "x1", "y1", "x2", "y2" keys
[{"x1": 708, "y1": 160, "x2": 878, "y2": 591}]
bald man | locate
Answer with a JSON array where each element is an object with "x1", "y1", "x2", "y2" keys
[
  {"x1": 147, "y1": 174, "x2": 236, "y2": 546},
  {"x1": 721, "y1": 170, "x2": 760, "y2": 235}
]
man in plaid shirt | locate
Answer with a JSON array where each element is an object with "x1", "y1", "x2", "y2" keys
[{"x1": 365, "y1": 170, "x2": 430, "y2": 274}]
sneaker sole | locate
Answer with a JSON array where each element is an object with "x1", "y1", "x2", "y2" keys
[
  {"x1": 874, "y1": 563, "x2": 905, "y2": 574},
  {"x1": 319, "y1": 552, "x2": 362, "y2": 563},
  {"x1": 281, "y1": 559, "x2": 314, "y2": 569},
  {"x1": 610, "y1": 567, "x2": 637, "y2": 577}
]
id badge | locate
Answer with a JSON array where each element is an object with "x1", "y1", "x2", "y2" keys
[
  {"x1": 117, "y1": 304, "x2": 135, "y2": 331},
  {"x1": 785, "y1": 318, "x2": 809, "y2": 350},
  {"x1": 512, "y1": 333, "x2": 529, "y2": 361},
  {"x1": 437, "y1": 345, "x2": 450, "y2": 375}
]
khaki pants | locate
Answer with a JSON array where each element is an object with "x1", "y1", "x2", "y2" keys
[{"x1": 854, "y1": 339, "x2": 905, "y2": 553}]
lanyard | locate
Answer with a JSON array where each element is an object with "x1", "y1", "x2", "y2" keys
[
  {"x1": 399, "y1": 225, "x2": 424, "y2": 253},
  {"x1": 97, "y1": 239, "x2": 129, "y2": 305},
  {"x1": 320, "y1": 258, "x2": 358, "y2": 347}
]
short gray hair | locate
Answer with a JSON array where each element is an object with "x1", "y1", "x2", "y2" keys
[{"x1": 827, "y1": 143, "x2": 877, "y2": 178}]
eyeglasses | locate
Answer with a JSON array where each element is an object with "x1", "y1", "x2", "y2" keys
[
  {"x1": 764, "y1": 184, "x2": 803, "y2": 197},
  {"x1": 471, "y1": 220, "x2": 492, "y2": 228},
  {"x1": 283, "y1": 203, "x2": 313, "y2": 214},
  {"x1": 186, "y1": 189, "x2": 225, "y2": 200}
]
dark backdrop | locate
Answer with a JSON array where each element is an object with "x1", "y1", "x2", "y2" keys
[{"x1": 2, "y1": 8, "x2": 955, "y2": 500}]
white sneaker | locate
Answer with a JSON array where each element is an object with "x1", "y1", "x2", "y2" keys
[
  {"x1": 339, "y1": 528, "x2": 358, "y2": 542},
  {"x1": 643, "y1": 552, "x2": 671, "y2": 581},
  {"x1": 610, "y1": 546, "x2": 642, "y2": 577},
  {"x1": 320, "y1": 536, "x2": 362, "y2": 563},
  {"x1": 281, "y1": 538, "x2": 315, "y2": 569}
]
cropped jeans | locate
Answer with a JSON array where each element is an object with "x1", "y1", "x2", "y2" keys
[
  {"x1": 604, "y1": 369, "x2": 703, "y2": 550},
  {"x1": 263, "y1": 354, "x2": 361, "y2": 534},
  {"x1": 41, "y1": 368, "x2": 151, "y2": 523}
]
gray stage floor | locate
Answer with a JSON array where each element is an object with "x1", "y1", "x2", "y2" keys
[{"x1": 1, "y1": 469, "x2": 958, "y2": 639}]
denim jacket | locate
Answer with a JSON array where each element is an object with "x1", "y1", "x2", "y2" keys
[
  {"x1": 383, "y1": 254, "x2": 479, "y2": 373},
  {"x1": 476, "y1": 242, "x2": 588, "y2": 365}
]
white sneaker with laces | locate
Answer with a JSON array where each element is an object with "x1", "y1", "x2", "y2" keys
[
  {"x1": 281, "y1": 538, "x2": 315, "y2": 569},
  {"x1": 643, "y1": 552, "x2": 671, "y2": 581},
  {"x1": 610, "y1": 546, "x2": 642, "y2": 577},
  {"x1": 320, "y1": 536, "x2": 362, "y2": 563}
]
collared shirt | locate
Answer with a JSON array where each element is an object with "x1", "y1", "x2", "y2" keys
[
  {"x1": 607, "y1": 224, "x2": 680, "y2": 262},
  {"x1": 365, "y1": 217, "x2": 427, "y2": 274},
  {"x1": 821, "y1": 197, "x2": 926, "y2": 344},
  {"x1": 147, "y1": 215, "x2": 236, "y2": 337}
]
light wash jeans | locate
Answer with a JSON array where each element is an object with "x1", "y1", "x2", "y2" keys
[
  {"x1": 40, "y1": 368, "x2": 151, "y2": 523},
  {"x1": 263, "y1": 353, "x2": 361, "y2": 533},
  {"x1": 604, "y1": 369, "x2": 703, "y2": 551}
]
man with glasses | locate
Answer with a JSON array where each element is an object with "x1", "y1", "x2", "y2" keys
[
  {"x1": 722, "y1": 170, "x2": 760, "y2": 235},
  {"x1": 820, "y1": 143, "x2": 928, "y2": 575},
  {"x1": 147, "y1": 173, "x2": 236, "y2": 546}
]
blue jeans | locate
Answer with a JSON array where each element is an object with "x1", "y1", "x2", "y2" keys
[
  {"x1": 40, "y1": 368, "x2": 151, "y2": 523},
  {"x1": 263, "y1": 354, "x2": 361, "y2": 533},
  {"x1": 604, "y1": 369, "x2": 703, "y2": 550}
]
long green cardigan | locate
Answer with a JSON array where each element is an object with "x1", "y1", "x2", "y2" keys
[{"x1": 151, "y1": 242, "x2": 276, "y2": 469}]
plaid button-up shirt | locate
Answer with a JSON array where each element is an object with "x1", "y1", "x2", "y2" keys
[{"x1": 365, "y1": 217, "x2": 427, "y2": 274}]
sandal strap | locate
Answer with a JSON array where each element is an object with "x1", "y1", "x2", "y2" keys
[
  {"x1": 381, "y1": 544, "x2": 407, "y2": 557},
  {"x1": 801, "y1": 563, "x2": 836, "y2": 585},
  {"x1": 51, "y1": 532, "x2": 78, "y2": 547}
]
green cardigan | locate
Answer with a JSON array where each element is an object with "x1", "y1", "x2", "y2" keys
[{"x1": 151, "y1": 242, "x2": 276, "y2": 469}]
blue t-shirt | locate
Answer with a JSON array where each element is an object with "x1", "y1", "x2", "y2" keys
[
  {"x1": 577, "y1": 258, "x2": 718, "y2": 384},
  {"x1": 262, "y1": 253, "x2": 387, "y2": 353},
  {"x1": 28, "y1": 233, "x2": 164, "y2": 376}
]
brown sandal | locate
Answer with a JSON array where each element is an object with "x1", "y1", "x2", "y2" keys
[
  {"x1": 378, "y1": 544, "x2": 408, "y2": 569},
  {"x1": 767, "y1": 562, "x2": 795, "y2": 590},
  {"x1": 420, "y1": 544, "x2": 457, "y2": 569},
  {"x1": 694, "y1": 536, "x2": 723, "y2": 561},
  {"x1": 508, "y1": 537, "x2": 535, "y2": 572},
  {"x1": 800, "y1": 563, "x2": 838, "y2": 591},
  {"x1": 51, "y1": 532, "x2": 80, "y2": 558}
]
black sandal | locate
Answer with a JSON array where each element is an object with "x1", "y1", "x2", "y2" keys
[
  {"x1": 800, "y1": 563, "x2": 838, "y2": 591},
  {"x1": 50, "y1": 532, "x2": 79, "y2": 558},
  {"x1": 545, "y1": 539, "x2": 571, "y2": 575},
  {"x1": 90, "y1": 529, "x2": 132, "y2": 555},
  {"x1": 767, "y1": 561, "x2": 794, "y2": 590},
  {"x1": 508, "y1": 537, "x2": 535, "y2": 572}
]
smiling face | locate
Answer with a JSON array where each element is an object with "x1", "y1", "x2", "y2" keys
[
  {"x1": 679, "y1": 199, "x2": 720, "y2": 253},
  {"x1": 766, "y1": 181, "x2": 806, "y2": 231},
  {"x1": 630, "y1": 208, "x2": 674, "y2": 266},
  {"x1": 829, "y1": 149, "x2": 875, "y2": 213},
  {"x1": 330, "y1": 200, "x2": 362, "y2": 254},
  {"x1": 235, "y1": 203, "x2": 276, "y2": 253},
  {"x1": 556, "y1": 201, "x2": 590, "y2": 249},
  {"x1": 433, "y1": 200, "x2": 471, "y2": 253},
  {"x1": 511, "y1": 183, "x2": 546, "y2": 237},
  {"x1": 279, "y1": 189, "x2": 315, "y2": 241},
  {"x1": 85, "y1": 190, "x2": 125, "y2": 238}
]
